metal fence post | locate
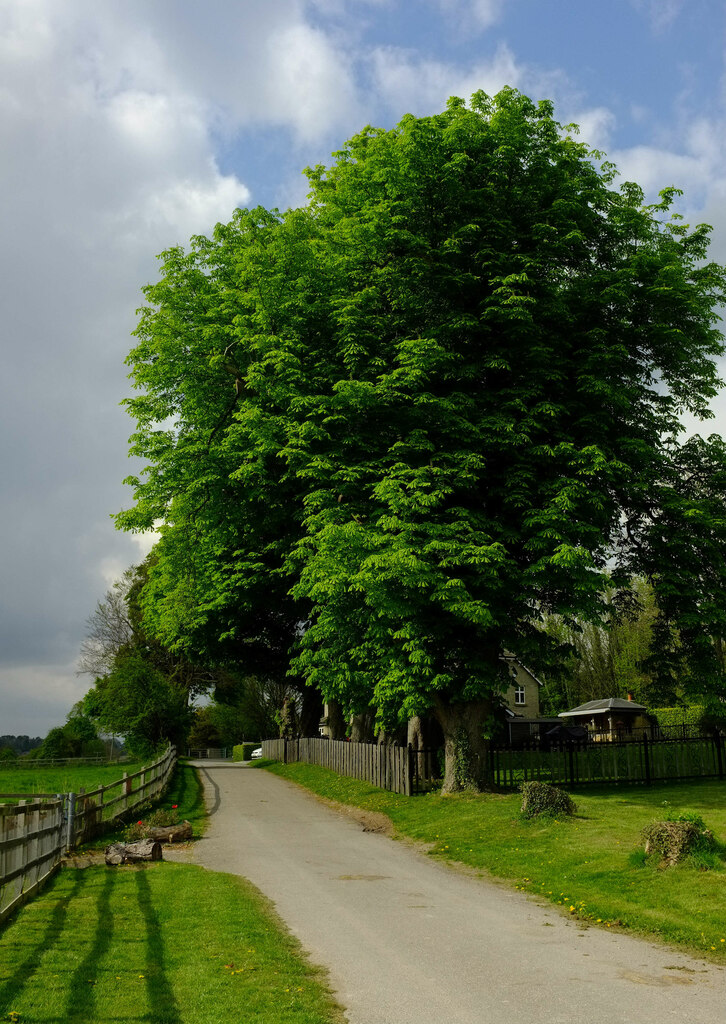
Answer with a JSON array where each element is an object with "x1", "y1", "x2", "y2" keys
[
  {"x1": 642, "y1": 733, "x2": 651, "y2": 785},
  {"x1": 64, "y1": 792, "x2": 76, "y2": 852}
]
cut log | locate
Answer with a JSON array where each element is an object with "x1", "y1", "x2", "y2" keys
[
  {"x1": 146, "y1": 820, "x2": 193, "y2": 843},
  {"x1": 105, "y1": 839, "x2": 163, "y2": 866}
]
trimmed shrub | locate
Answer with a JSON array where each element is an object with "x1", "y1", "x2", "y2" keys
[
  {"x1": 233, "y1": 742, "x2": 258, "y2": 762},
  {"x1": 653, "y1": 706, "x2": 706, "y2": 731},
  {"x1": 641, "y1": 815, "x2": 715, "y2": 866},
  {"x1": 520, "y1": 781, "x2": 576, "y2": 819}
]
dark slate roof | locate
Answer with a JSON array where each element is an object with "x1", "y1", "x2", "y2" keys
[{"x1": 559, "y1": 697, "x2": 647, "y2": 718}]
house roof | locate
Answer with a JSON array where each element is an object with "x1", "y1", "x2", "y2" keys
[
  {"x1": 500, "y1": 651, "x2": 544, "y2": 688},
  {"x1": 559, "y1": 697, "x2": 647, "y2": 718}
]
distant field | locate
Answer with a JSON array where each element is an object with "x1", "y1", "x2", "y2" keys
[{"x1": 0, "y1": 762, "x2": 142, "y2": 798}]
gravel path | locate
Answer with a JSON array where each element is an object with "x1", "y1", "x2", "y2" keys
[{"x1": 185, "y1": 763, "x2": 725, "y2": 1024}]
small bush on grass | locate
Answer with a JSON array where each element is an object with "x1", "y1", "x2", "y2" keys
[
  {"x1": 641, "y1": 814, "x2": 718, "y2": 867},
  {"x1": 520, "y1": 781, "x2": 576, "y2": 819}
]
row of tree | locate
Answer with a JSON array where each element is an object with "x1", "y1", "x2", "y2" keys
[{"x1": 85, "y1": 88, "x2": 726, "y2": 790}]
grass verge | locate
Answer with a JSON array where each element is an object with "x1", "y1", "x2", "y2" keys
[
  {"x1": 0, "y1": 861, "x2": 345, "y2": 1024},
  {"x1": 265, "y1": 761, "x2": 726, "y2": 960},
  {"x1": 83, "y1": 761, "x2": 208, "y2": 849}
]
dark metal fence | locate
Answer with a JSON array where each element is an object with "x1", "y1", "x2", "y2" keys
[{"x1": 490, "y1": 733, "x2": 726, "y2": 788}]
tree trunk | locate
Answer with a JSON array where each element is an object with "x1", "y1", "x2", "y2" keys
[
  {"x1": 105, "y1": 839, "x2": 162, "y2": 865},
  {"x1": 300, "y1": 686, "x2": 324, "y2": 736},
  {"x1": 407, "y1": 715, "x2": 427, "y2": 780},
  {"x1": 434, "y1": 699, "x2": 492, "y2": 793},
  {"x1": 350, "y1": 712, "x2": 375, "y2": 743},
  {"x1": 325, "y1": 700, "x2": 348, "y2": 740}
]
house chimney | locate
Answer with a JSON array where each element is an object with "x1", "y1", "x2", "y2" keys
[{"x1": 627, "y1": 692, "x2": 633, "y2": 702}]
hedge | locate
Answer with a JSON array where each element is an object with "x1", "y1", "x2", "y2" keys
[
  {"x1": 233, "y1": 742, "x2": 259, "y2": 762},
  {"x1": 653, "y1": 706, "x2": 707, "y2": 730}
]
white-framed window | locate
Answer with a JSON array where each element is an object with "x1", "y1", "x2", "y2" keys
[{"x1": 514, "y1": 685, "x2": 526, "y2": 705}]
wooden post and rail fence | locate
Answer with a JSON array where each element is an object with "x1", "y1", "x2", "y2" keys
[{"x1": 0, "y1": 745, "x2": 176, "y2": 925}]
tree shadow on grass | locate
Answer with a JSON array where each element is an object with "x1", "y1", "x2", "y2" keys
[
  {"x1": 63, "y1": 868, "x2": 114, "y2": 1023},
  {"x1": 135, "y1": 870, "x2": 182, "y2": 1024},
  {"x1": 0, "y1": 870, "x2": 87, "y2": 1016}
]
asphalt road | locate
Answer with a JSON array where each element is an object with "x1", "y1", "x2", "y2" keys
[{"x1": 186, "y1": 763, "x2": 725, "y2": 1024}]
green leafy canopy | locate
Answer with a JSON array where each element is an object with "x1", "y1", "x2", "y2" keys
[{"x1": 118, "y1": 88, "x2": 726, "y2": 745}]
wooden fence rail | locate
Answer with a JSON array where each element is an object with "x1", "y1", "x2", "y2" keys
[
  {"x1": 262, "y1": 737, "x2": 413, "y2": 795},
  {"x1": 0, "y1": 756, "x2": 129, "y2": 769},
  {"x1": 0, "y1": 745, "x2": 176, "y2": 926},
  {"x1": 69, "y1": 744, "x2": 177, "y2": 847}
]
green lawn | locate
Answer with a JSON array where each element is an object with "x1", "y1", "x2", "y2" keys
[
  {"x1": 0, "y1": 763, "x2": 142, "y2": 800},
  {"x1": 0, "y1": 862, "x2": 344, "y2": 1024},
  {"x1": 1, "y1": 762, "x2": 343, "y2": 1023},
  {"x1": 264, "y1": 761, "x2": 726, "y2": 960}
]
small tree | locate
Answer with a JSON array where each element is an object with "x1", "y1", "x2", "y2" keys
[{"x1": 83, "y1": 653, "x2": 191, "y2": 757}]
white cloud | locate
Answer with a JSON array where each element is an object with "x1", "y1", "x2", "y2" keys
[
  {"x1": 264, "y1": 22, "x2": 360, "y2": 142},
  {"x1": 631, "y1": 0, "x2": 685, "y2": 32},
  {"x1": 90, "y1": 0, "x2": 361, "y2": 145},
  {"x1": 370, "y1": 41, "x2": 521, "y2": 116},
  {"x1": 566, "y1": 106, "x2": 616, "y2": 151},
  {"x1": 434, "y1": 0, "x2": 504, "y2": 32}
]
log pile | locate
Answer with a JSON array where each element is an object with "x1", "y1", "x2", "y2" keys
[
  {"x1": 105, "y1": 839, "x2": 162, "y2": 866},
  {"x1": 104, "y1": 819, "x2": 193, "y2": 866},
  {"x1": 146, "y1": 820, "x2": 193, "y2": 843}
]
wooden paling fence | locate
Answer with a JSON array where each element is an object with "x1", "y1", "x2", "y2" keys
[
  {"x1": 0, "y1": 745, "x2": 176, "y2": 925},
  {"x1": 262, "y1": 737, "x2": 414, "y2": 795}
]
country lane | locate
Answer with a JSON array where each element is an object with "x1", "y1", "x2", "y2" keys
[{"x1": 183, "y1": 763, "x2": 725, "y2": 1024}]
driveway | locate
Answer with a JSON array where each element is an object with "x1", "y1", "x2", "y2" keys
[{"x1": 186, "y1": 764, "x2": 725, "y2": 1024}]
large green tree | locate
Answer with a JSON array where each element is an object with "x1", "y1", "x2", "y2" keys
[{"x1": 119, "y1": 89, "x2": 726, "y2": 790}]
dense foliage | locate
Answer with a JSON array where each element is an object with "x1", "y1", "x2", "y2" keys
[
  {"x1": 117, "y1": 89, "x2": 726, "y2": 790},
  {"x1": 22, "y1": 712, "x2": 105, "y2": 761},
  {"x1": 0, "y1": 735, "x2": 42, "y2": 755}
]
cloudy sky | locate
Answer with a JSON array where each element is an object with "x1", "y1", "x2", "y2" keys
[{"x1": 2, "y1": 0, "x2": 726, "y2": 736}]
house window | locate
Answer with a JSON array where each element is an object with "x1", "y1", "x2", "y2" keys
[{"x1": 514, "y1": 685, "x2": 526, "y2": 705}]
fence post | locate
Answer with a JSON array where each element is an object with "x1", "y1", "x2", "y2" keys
[
  {"x1": 65, "y1": 792, "x2": 76, "y2": 852},
  {"x1": 642, "y1": 732, "x2": 651, "y2": 785},
  {"x1": 714, "y1": 733, "x2": 724, "y2": 779},
  {"x1": 407, "y1": 744, "x2": 414, "y2": 796}
]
